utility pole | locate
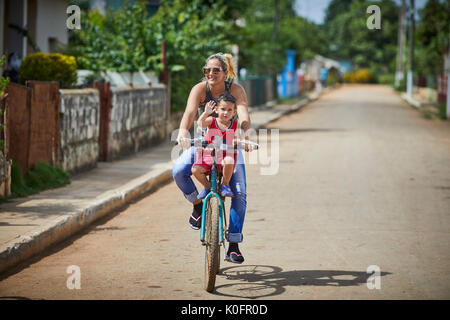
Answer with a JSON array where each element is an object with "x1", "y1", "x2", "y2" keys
[
  {"x1": 407, "y1": 0, "x2": 415, "y2": 98},
  {"x1": 273, "y1": 0, "x2": 278, "y2": 42},
  {"x1": 447, "y1": 32, "x2": 450, "y2": 119},
  {"x1": 395, "y1": 0, "x2": 406, "y2": 88},
  {"x1": 272, "y1": 0, "x2": 279, "y2": 100}
]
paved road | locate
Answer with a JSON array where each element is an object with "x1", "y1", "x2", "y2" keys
[{"x1": 1, "y1": 85, "x2": 449, "y2": 299}]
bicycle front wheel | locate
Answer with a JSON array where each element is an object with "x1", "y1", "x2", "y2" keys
[{"x1": 204, "y1": 196, "x2": 220, "y2": 292}]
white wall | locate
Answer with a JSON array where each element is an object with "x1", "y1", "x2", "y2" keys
[
  {"x1": 90, "y1": 0, "x2": 107, "y2": 14},
  {"x1": 35, "y1": 0, "x2": 69, "y2": 53}
]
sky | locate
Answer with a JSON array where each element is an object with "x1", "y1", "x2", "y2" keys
[{"x1": 294, "y1": 0, "x2": 429, "y2": 25}]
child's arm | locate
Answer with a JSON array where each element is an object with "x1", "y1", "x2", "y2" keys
[
  {"x1": 197, "y1": 100, "x2": 215, "y2": 128},
  {"x1": 197, "y1": 115, "x2": 213, "y2": 129}
]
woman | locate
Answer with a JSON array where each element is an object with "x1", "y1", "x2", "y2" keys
[{"x1": 173, "y1": 53, "x2": 251, "y2": 264}]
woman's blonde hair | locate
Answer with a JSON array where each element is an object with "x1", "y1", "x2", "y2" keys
[{"x1": 206, "y1": 52, "x2": 237, "y2": 80}]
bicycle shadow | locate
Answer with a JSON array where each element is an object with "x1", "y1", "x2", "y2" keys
[{"x1": 214, "y1": 265, "x2": 391, "y2": 299}]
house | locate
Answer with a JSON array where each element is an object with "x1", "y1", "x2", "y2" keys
[
  {"x1": 0, "y1": 0, "x2": 160, "y2": 63},
  {"x1": 1, "y1": 0, "x2": 70, "y2": 60}
]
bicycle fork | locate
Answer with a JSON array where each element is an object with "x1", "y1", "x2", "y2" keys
[{"x1": 200, "y1": 166, "x2": 226, "y2": 246}]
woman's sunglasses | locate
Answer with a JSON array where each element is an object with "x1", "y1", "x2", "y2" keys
[{"x1": 203, "y1": 67, "x2": 222, "y2": 75}]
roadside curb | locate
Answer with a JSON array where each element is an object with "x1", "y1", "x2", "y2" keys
[
  {"x1": 400, "y1": 92, "x2": 421, "y2": 108},
  {"x1": 0, "y1": 87, "x2": 332, "y2": 276},
  {"x1": 254, "y1": 90, "x2": 324, "y2": 129}
]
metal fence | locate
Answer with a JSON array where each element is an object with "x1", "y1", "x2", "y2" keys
[{"x1": 238, "y1": 76, "x2": 276, "y2": 107}]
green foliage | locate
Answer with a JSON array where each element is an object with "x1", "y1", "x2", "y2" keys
[
  {"x1": 150, "y1": 0, "x2": 235, "y2": 111},
  {"x1": 69, "y1": 0, "x2": 233, "y2": 111},
  {"x1": 0, "y1": 55, "x2": 9, "y2": 151},
  {"x1": 68, "y1": 2, "x2": 159, "y2": 73},
  {"x1": 0, "y1": 55, "x2": 8, "y2": 97},
  {"x1": 19, "y1": 52, "x2": 77, "y2": 88},
  {"x1": 438, "y1": 103, "x2": 448, "y2": 120},
  {"x1": 415, "y1": 0, "x2": 450, "y2": 78},
  {"x1": 420, "y1": 103, "x2": 447, "y2": 121},
  {"x1": 11, "y1": 162, "x2": 71, "y2": 198},
  {"x1": 343, "y1": 69, "x2": 373, "y2": 83},
  {"x1": 10, "y1": 163, "x2": 32, "y2": 197},
  {"x1": 237, "y1": 0, "x2": 326, "y2": 75},
  {"x1": 377, "y1": 73, "x2": 395, "y2": 85},
  {"x1": 326, "y1": 68, "x2": 339, "y2": 86}
]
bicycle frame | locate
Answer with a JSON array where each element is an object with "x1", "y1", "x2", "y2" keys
[{"x1": 200, "y1": 149, "x2": 226, "y2": 245}]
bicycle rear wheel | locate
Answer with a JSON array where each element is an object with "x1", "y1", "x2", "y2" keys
[{"x1": 204, "y1": 196, "x2": 220, "y2": 292}]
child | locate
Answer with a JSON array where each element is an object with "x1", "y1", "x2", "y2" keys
[{"x1": 192, "y1": 93, "x2": 238, "y2": 199}]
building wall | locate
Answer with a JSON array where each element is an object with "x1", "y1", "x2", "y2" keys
[
  {"x1": 59, "y1": 88, "x2": 100, "y2": 174},
  {"x1": 35, "y1": 0, "x2": 69, "y2": 53},
  {"x1": 108, "y1": 85, "x2": 168, "y2": 160},
  {"x1": 59, "y1": 85, "x2": 169, "y2": 172}
]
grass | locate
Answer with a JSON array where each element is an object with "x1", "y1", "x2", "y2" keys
[
  {"x1": 277, "y1": 96, "x2": 304, "y2": 105},
  {"x1": 420, "y1": 103, "x2": 448, "y2": 121},
  {"x1": 11, "y1": 161, "x2": 71, "y2": 198}
]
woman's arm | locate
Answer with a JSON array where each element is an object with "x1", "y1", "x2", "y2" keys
[
  {"x1": 178, "y1": 82, "x2": 204, "y2": 132},
  {"x1": 232, "y1": 83, "x2": 251, "y2": 135},
  {"x1": 197, "y1": 115, "x2": 213, "y2": 129},
  {"x1": 177, "y1": 83, "x2": 204, "y2": 147}
]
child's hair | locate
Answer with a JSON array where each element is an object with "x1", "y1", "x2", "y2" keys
[
  {"x1": 217, "y1": 92, "x2": 236, "y2": 108},
  {"x1": 205, "y1": 53, "x2": 237, "y2": 80}
]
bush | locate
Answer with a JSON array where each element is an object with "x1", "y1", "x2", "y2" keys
[
  {"x1": 326, "y1": 68, "x2": 339, "y2": 86},
  {"x1": 19, "y1": 52, "x2": 77, "y2": 88},
  {"x1": 343, "y1": 69, "x2": 373, "y2": 83},
  {"x1": 11, "y1": 161, "x2": 70, "y2": 198},
  {"x1": 1, "y1": 55, "x2": 9, "y2": 151},
  {"x1": 377, "y1": 73, "x2": 395, "y2": 85}
]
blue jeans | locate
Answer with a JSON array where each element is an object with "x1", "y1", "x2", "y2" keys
[{"x1": 172, "y1": 146, "x2": 247, "y2": 243}]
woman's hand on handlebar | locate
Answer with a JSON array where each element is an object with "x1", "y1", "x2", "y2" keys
[
  {"x1": 233, "y1": 138, "x2": 258, "y2": 152},
  {"x1": 176, "y1": 135, "x2": 192, "y2": 150}
]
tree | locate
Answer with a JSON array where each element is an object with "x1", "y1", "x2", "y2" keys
[
  {"x1": 68, "y1": 2, "x2": 159, "y2": 73},
  {"x1": 237, "y1": 0, "x2": 326, "y2": 75},
  {"x1": 415, "y1": 0, "x2": 450, "y2": 78},
  {"x1": 323, "y1": 0, "x2": 399, "y2": 76},
  {"x1": 150, "y1": 0, "x2": 235, "y2": 111}
]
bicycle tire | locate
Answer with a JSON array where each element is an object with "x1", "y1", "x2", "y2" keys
[{"x1": 204, "y1": 196, "x2": 220, "y2": 292}]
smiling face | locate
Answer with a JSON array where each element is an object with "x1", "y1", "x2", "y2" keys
[
  {"x1": 216, "y1": 100, "x2": 236, "y2": 123},
  {"x1": 204, "y1": 58, "x2": 228, "y2": 86}
]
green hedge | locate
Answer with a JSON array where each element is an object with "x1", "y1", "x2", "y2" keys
[
  {"x1": 11, "y1": 162, "x2": 71, "y2": 198},
  {"x1": 19, "y1": 52, "x2": 77, "y2": 88}
]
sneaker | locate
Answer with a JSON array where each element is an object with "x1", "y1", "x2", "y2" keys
[
  {"x1": 197, "y1": 188, "x2": 210, "y2": 200},
  {"x1": 225, "y1": 243, "x2": 244, "y2": 264},
  {"x1": 220, "y1": 185, "x2": 234, "y2": 197},
  {"x1": 189, "y1": 202, "x2": 203, "y2": 230}
]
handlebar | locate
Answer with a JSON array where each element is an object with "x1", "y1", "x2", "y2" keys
[{"x1": 175, "y1": 137, "x2": 259, "y2": 150}]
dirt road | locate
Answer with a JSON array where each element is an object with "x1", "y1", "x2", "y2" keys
[{"x1": 1, "y1": 85, "x2": 449, "y2": 300}]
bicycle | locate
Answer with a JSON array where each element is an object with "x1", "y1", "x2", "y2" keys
[{"x1": 176, "y1": 136, "x2": 258, "y2": 292}]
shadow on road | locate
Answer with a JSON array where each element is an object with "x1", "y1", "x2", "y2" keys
[
  {"x1": 278, "y1": 128, "x2": 347, "y2": 134},
  {"x1": 213, "y1": 265, "x2": 391, "y2": 299}
]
